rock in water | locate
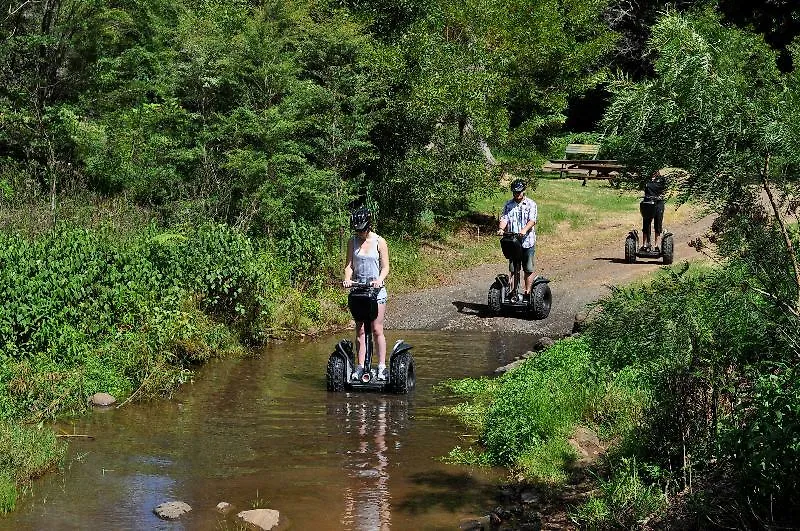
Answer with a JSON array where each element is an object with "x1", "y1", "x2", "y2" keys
[
  {"x1": 89, "y1": 393, "x2": 116, "y2": 407},
  {"x1": 237, "y1": 509, "x2": 281, "y2": 530},
  {"x1": 153, "y1": 501, "x2": 192, "y2": 520}
]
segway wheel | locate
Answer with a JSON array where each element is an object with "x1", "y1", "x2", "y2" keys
[
  {"x1": 529, "y1": 282, "x2": 552, "y2": 320},
  {"x1": 326, "y1": 354, "x2": 347, "y2": 392},
  {"x1": 624, "y1": 235, "x2": 637, "y2": 263},
  {"x1": 488, "y1": 281, "x2": 502, "y2": 316},
  {"x1": 390, "y1": 351, "x2": 416, "y2": 394},
  {"x1": 662, "y1": 233, "x2": 674, "y2": 265}
]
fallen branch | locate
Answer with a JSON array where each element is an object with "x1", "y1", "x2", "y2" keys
[
  {"x1": 115, "y1": 374, "x2": 152, "y2": 409},
  {"x1": 56, "y1": 434, "x2": 95, "y2": 439}
]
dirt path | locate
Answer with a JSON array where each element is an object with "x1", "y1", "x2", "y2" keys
[{"x1": 386, "y1": 210, "x2": 714, "y2": 340}]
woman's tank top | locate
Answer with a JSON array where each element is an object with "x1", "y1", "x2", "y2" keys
[{"x1": 352, "y1": 234, "x2": 388, "y2": 301}]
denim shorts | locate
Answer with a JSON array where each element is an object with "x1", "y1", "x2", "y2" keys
[
  {"x1": 508, "y1": 245, "x2": 536, "y2": 273},
  {"x1": 376, "y1": 287, "x2": 387, "y2": 305}
]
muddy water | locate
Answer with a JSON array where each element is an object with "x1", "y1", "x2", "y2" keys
[{"x1": 3, "y1": 331, "x2": 536, "y2": 531}]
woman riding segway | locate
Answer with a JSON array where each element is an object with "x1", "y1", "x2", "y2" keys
[
  {"x1": 342, "y1": 207, "x2": 390, "y2": 382},
  {"x1": 326, "y1": 207, "x2": 415, "y2": 393},
  {"x1": 624, "y1": 169, "x2": 675, "y2": 264}
]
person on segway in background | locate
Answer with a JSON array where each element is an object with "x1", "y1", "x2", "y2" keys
[
  {"x1": 496, "y1": 179, "x2": 538, "y2": 301},
  {"x1": 639, "y1": 170, "x2": 667, "y2": 253},
  {"x1": 342, "y1": 207, "x2": 390, "y2": 381}
]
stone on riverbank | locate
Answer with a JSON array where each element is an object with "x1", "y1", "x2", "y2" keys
[
  {"x1": 537, "y1": 336, "x2": 555, "y2": 349},
  {"x1": 153, "y1": 501, "x2": 192, "y2": 520},
  {"x1": 88, "y1": 392, "x2": 116, "y2": 407},
  {"x1": 494, "y1": 358, "x2": 525, "y2": 374},
  {"x1": 572, "y1": 311, "x2": 591, "y2": 333}
]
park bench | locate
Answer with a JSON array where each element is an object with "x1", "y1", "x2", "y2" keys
[{"x1": 548, "y1": 144, "x2": 600, "y2": 178}]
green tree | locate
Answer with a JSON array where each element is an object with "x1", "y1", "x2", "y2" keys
[
  {"x1": 603, "y1": 10, "x2": 800, "y2": 314},
  {"x1": 600, "y1": 11, "x2": 800, "y2": 522}
]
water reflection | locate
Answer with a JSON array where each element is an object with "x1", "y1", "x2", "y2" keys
[{"x1": 329, "y1": 394, "x2": 411, "y2": 530}]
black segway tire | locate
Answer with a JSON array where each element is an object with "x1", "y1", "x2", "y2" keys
[
  {"x1": 662, "y1": 234, "x2": 674, "y2": 265},
  {"x1": 625, "y1": 235, "x2": 637, "y2": 263},
  {"x1": 390, "y1": 351, "x2": 416, "y2": 394},
  {"x1": 529, "y1": 282, "x2": 552, "y2": 320},
  {"x1": 488, "y1": 281, "x2": 502, "y2": 316},
  {"x1": 326, "y1": 354, "x2": 347, "y2": 392}
]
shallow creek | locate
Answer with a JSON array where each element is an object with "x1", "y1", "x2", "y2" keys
[{"x1": 3, "y1": 330, "x2": 536, "y2": 530}]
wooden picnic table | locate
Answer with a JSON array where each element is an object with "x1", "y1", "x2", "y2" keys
[
  {"x1": 547, "y1": 159, "x2": 620, "y2": 165},
  {"x1": 544, "y1": 159, "x2": 628, "y2": 186},
  {"x1": 548, "y1": 160, "x2": 625, "y2": 175}
]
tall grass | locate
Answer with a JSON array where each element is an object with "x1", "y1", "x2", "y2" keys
[
  {"x1": 0, "y1": 422, "x2": 65, "y2": 513},
  {"x1": 439, "y1": 337, "x2": 647, "y2": 484}
]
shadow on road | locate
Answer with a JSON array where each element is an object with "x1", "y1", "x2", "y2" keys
[
  {"x1": 592, "y1": 257, "x2": 654, "y2": 264},
  {"x1": 452, "y1": 300, "x2": 489, "y2": 317}
]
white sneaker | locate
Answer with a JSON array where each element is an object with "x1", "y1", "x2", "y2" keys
[
  {"x1": 352, "y1": 367, "x2": 364, "y2": 380},
  {"x1": 377, "y1": 367, "x2": 389, "y2": 381}
]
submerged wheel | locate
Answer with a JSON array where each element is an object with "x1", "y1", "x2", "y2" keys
[
  {"x1": 326, "y1": 354, "x2": 346, "y2": 392},
  {"x1": 624, "y1": 235, "x2": 637, "y2": 263},
  {"x1": 488, "y1": 281, "x2": 502, "y2": 316},
  {"x1": 529, "y1": 282, "x2": 552, "y2": 320},
  {"x1": 662, "y1": 234, "x2": 674, "y2": 265},
  {"x1": 390, "y1": 351, "x2": 416, "y2": 394}
]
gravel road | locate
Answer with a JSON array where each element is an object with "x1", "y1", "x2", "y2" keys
[{"x1": 385, "y1": 213, "x2": 714, "y2": 339}]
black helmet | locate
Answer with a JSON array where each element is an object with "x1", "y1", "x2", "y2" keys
[
  {"x1": 350, "y1": 207, "x2": 372, "y2": 231},
  {"x1": 511, "y1": 179, "x2": 526, "y2": 193}
]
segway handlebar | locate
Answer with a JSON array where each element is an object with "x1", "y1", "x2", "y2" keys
[{"x1": 344, "y1": 281, "x2": 383, "y2": 289}]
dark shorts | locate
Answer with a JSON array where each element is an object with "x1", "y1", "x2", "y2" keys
[
  {"x1": 509, "y1": 245, "x2": 536, "y2": 273},
  {"x1": 640, "y1": 200, "x2": 665, "y2": 235}
]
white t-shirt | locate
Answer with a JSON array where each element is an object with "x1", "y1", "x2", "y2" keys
[{"x1": 501, "y1": 197, "x2": 537, "y2": 248}]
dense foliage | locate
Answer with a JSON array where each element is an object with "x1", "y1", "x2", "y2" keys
[
  {"x1": 597, "y1": 11, "x2": 800, "y2": 526},
  {"x1": 0, "y1": 0, "x2": 616, "y2": 236},
  {"x1": 0, "y1": 222, "x2": 344, "y2": 422}
]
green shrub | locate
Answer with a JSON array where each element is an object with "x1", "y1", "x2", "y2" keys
[
  {"x1": 582, "y1": 261, "x2": 800, "y2": 526},
  {"x1": 726, "y1": 363, "x2": 800, "y2": 513},
  {"x1": 482, "y1": 338, "x2": 598, "y2": 465}
]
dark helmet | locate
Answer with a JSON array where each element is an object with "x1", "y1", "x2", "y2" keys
[
  {"x1": 510, "y1": 179, "x2": 526, "y2": 193},
  {"x1": 350, "y1": 207, "x2": 372, "y2": 231}
]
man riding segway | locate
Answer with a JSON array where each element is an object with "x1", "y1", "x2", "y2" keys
[
  {"x1": 497, "y1": 179, "x2": 537, "y2": 300},
  {"x1": 487, "y1": 179, "x2": 552, "y2": 319}
]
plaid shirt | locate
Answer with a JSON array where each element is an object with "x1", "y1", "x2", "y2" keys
[{"x1": 501, "y1": 197, "x2": 537, "y2": 248}]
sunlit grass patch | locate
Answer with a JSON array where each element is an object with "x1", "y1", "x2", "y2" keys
[
  {"x1": 443, "y1": 445, "x2": 493, "y2": 467},
  {"x1": 516, "y1": 438, "x2": 579, "y2": 485}
]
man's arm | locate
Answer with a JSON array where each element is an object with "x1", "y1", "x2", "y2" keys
[
  {"x1": 520, "y1": 200, "x2": 537, "y2": 234},
  {"x1": 497, "y1": 201, "x2": 510, "y2": 234}
]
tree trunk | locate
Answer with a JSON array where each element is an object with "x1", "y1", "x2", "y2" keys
[
  {"x1": 761, "y1": 155, "x2": 800, "y2": 314},
  {"x1": 461, "y1": 118, "x2": 497, "y2": 166}
]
